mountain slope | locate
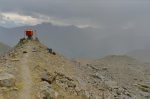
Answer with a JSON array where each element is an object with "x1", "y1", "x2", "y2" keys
[
  {"x1": 0, "y1": 37, "x2": 150, "y2": 98},
  {"x1": 75, "y1": 55, "x2": 150, "y2": 99},
  {"x1": 0, "y1": 38, "x2": 87, "y2": 99}
]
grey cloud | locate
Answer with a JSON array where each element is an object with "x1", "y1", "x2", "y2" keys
[{"x1": 1, "y1": 0, "x2": 150, "y2": 27}]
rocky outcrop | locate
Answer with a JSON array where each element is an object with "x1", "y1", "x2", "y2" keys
[
  {"x1": 40, "y1": 71, "x2": 88, "y2": 99},
  {"x1": 0, "y1": 73, "x2": 15, "y2": 87},
  {"x1": 134, "y1": 83, "x2": 150, "y2": 98}
]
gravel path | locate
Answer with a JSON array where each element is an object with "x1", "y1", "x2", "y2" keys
[{"x1": 19, "y1": 46, "x2": 32, "y2": 99}]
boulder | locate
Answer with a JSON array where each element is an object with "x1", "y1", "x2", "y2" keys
[
  {"x1": 41, "y1": 72, "x2": 56, "y2": 84},
  {"x1": 0, "y1": 73, "x2": 15, "y2": 87},
  {"x1": 39, "y1": 81, "x2": 58, "y2": 98}
]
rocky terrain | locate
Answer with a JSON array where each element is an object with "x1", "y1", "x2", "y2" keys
[
  {"x1": 74, "y1": 55, "x2": 150, "y2": 99},
  {"x1": 0, "y1": 38, "x2": 149, "y2": 99},
  {"x1": 0, "y1": 38, "x2": 87, "y2": 99}
]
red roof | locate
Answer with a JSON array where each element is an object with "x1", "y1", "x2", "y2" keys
[{"x1": 25, "y1": 29, "x2": 33, "y2": 37}]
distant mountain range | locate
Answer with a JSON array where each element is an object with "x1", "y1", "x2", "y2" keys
[
  {"x1": 0, "y1": 22, "x2": 150, "y2": 60},
  {"x1": 0, "y1": 23, "x2": 101, "y2": 58}
]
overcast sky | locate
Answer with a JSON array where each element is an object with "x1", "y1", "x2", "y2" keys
[{"x1": 0, "y1": 0, "x2": 150, "y2": 29}]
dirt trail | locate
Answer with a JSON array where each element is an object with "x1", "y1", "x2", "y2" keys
[{"x1": 19, "y1": 46, "x2": 32, "y2": 99}]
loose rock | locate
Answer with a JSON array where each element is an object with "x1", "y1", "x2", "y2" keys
[{"x1": 0, "y1": 73, "x2": 15, "y2": 87}]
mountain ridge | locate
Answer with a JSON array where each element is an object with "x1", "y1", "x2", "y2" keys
[{"x1": 0, "y1": 38, "x2": 88, "y2": 99}]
